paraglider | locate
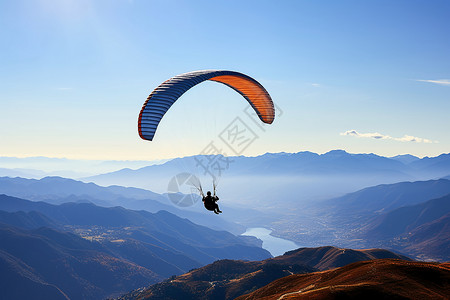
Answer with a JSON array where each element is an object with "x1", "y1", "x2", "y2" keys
[
  {"x1": 138, "y1": 70, "x2": 275, "y2": 141},
  {"x1": 138, "y1": 70, "x2": 275, "y2": 214},
  {"x1": 203, "y1": 191, "x2": 222, "y2": 214},
  {"x1": 188, "y1": 177, "x2": 222, "y2": 214}
]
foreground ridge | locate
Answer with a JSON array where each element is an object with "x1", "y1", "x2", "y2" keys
[
  {"x1": 118, "y1": 246, "x2": 412, "y2": 300},
  {"x1": 236, "y1": 259, "x2": 450, "y2": 300}
]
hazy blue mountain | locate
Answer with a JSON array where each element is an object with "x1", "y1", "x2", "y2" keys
[
  {"x1": 0, "y1": 195, "x2": 61, "y2": 219},
  {"x1": 0, "y1": 223, "x2": 161, "y2": 300},
  {"x1": 0, "y1": 248, "x2": 69, "y2": 300},
  {"x1": 409, "y1": 153, "x2": 450, "y2": 177},
  {"x1": 0, "y1": 168, "x2": 47, "y2": 179},
  {"x1": 0, "y1": 167, "x2": 91, "y2": 179},
  {"x1": 76, "y1": 151, "x2": 450, "y2": 240},
  {"x1": 81, "y1": 150, "x2": 425, "y2": 211},
  {"x1": 83, "y1": 150, "x2": 414, "y2": 185},
  {"x1": 83, "y1": 151, "x2": 450, "y2": 188},
  {"x1": 0, "y1": 194, "x2": 272, "y2": 298},
  {"x1": 0, "y1": 176, "x2": 245, "y2": 234},
  {"x1": 271, "y1": 179, "x2": 450, "y2": 252},
  {"x1": 323, "y1": 179, "x2": 450, "y2": 216},
  {"x1": 249, "y1": 150, "x2": 408, "y2": 175},
  {"x1": 5, "y1": 152, "x2": 450, "y2": 210},
  {"x1": 0, "y1": 176, "x2": 165, "y2": 203},
  {"x1": 81, "y1": 157, "x2": 202, "y2": 192},
  {"x1": 390, "y1": 154, "x2": 420, "y2": 164},
  {"x1": 356, "y1": 193, "x2": 450, "y2": 261},
  {"x1": 4, "y1": 151, "x2": 450, "y2": 262},
  {"x1": 0, "y1": 209, "x2": 204, "y2": 281},
  {"x1": 363, "y1": 194, "x2": 450, "y2": 239},
  {"x1": 302, "y1": 182, "x2": 450, "y2": 261},
  {"x1": 6, "y1": 151, "x2": 450, "y2": 222},
  {"x1": 404, "y1": 213, "x2": 450, "y2": 261},
  {"x1": 0, "y1": 156, "x2": 166, "y2": 176},
  {"x1": 0, "y1": 210, "x2": 58, "y2": 230},
  {"x1": 0, "y1": 194, "x2": 271, "y2": 265}
]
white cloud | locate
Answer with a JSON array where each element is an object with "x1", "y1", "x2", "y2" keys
[
  {"x1": 340, "y1": 130, "x2": 435, "y2": 143},
  {"x1": 416, "y1": 79, "x2": 450, "y2": 86},
  {"x1": 310, "y1": 83, "x2": 321, "y2": 88}
]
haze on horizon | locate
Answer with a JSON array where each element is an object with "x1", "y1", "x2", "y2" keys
[{"x1": 1, "y1": 0, "x2": 449, "y2": 161}]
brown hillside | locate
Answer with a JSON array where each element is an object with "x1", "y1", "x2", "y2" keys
[
  {"x1": 120, "y1": 247, "x2": 411, "y2": 300},
  {"x1": 133, "y1": 259, "x2": 315, "y2": 300},
  {"x1": 236, "y1": 259, "x2": 450, "y2": 300},
  {"x1": 271, "y1": 246, "x2": 411, "y2": 271}
]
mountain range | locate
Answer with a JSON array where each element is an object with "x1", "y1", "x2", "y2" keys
[
  {"x1": 0, "y1": 176, "x2": 164, "y2": 203},
  {"x1": 0, "y1": 223, "x2": 160, "y2": 300},
  {"x1": 1, "y1": 166, "x2": 450, "y2": 263},
  {"x1": 0, "y1": 194, "x2": 270, "y2": 299},
  {"x1": 363, "y1": 193, "x2": 450, "y2": 240},
  {"x1": 3, "y1": 150, "x2": 450, "y2": 231},
  {"x1": 0, "y1": 194, "x2": 269, "y2": 263},
  {"x1": 286, "y1": 180, "x2": 450, "y2": 261},
  {"x1": 79, "y1": 150, "x2": 450, "y2": 213},
  {"x1": 358, "y1": 193, "x2": 450, "y2": 261},
  {"x1": 1, "y1": 150, "x2": 450, "y2": 299},
  {"x1": 268, "y1": 178, "x2": 450, "y2": 262},
  {"x1": 3, "y1": 152, "x2": 449, "y2": 206},
  {"x1": 0, "y1": 156, "x2": 167, "y2": 178},
  {"x1": 322, "y1": 178, "x2": 450, "y2": 217},
  {"x1": 0, "y1": 176, "x2": 245, "y2": 234}
]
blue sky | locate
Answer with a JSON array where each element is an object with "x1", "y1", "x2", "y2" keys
[{"x1": 1, "y1": 0, "x2": 449, "y2": 160}]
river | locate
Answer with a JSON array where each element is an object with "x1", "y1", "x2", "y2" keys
[{"x1": 241, "y1": 227, "x2": 301, "y2": 257}]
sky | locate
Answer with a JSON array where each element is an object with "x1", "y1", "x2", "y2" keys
[{"x1": 1, "y1": 0, "x2": 449, "y2": 161}]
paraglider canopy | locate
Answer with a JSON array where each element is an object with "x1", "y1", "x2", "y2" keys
[{"x1": 138, "y1": 70, "x2": 275, "y2": 141}]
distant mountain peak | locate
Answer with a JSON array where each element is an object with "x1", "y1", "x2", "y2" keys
[
  {"x1": 390, "y1": 154, "x2": 420, "y2": 164},
  {"x1": 278, "y1": 246, "x2": 410, "y2": 270},
  {"x1": 40, "y1": 176, "x2": 71, "y2": 181},
  {"x1": 323, "y1": 149, "x2": 349, "y2": 156},
  {"x1": 259, "y1": 152, "x2": 290, "y2": 158}
]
